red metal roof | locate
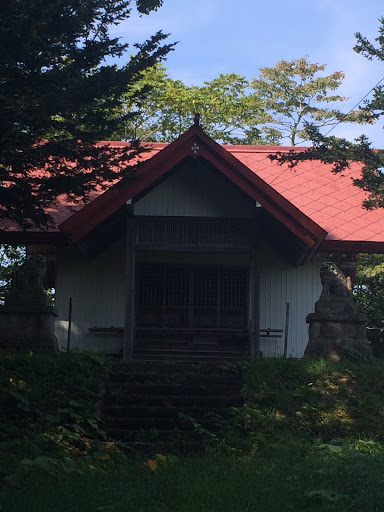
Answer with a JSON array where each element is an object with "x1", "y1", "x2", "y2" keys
[
  {"x1": 229, "y1": 145, "x2": 384, "y2": 247},
  {"x1": 2, "y1": 125, "x2": 384, "y2": 253}
]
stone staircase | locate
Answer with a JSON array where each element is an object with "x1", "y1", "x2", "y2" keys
[{"x1": 102, "y1": 362, "x2": 245, "y2": 453}]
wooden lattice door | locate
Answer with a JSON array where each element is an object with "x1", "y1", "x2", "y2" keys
[{"x1": 137, "y1": 264, "x2": 247, "y2": 330}]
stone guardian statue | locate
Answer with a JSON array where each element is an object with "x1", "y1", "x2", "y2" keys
[
  {"x1": 305, "y1": 262, "x2": 374, "y2": 362},
  {"x1": 0, "y1": 254, "x2": 58, "y2": 352}
]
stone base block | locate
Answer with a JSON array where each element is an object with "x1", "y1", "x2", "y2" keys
[
  {"x1": 0, "y1": 308, "x2": 58, "y2": 352},
  {"x1": 305, "y1": 316, "x2": 374, "y2": 362},
  {"x1": 305, "y1": 298, "x2": 374, "y2": 362},
  {"x1": 314, "y1": 296, "x2": 360, "y2": 316}
]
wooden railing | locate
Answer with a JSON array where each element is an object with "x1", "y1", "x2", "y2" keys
[
  {"x1": 135, "y1": 217, "x2": 252, "y2": 248},
  {"x1": 88, "y1": 326, "x2": 283, "y2": 337}
]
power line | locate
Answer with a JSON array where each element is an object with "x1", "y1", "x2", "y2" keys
[
  {"x1": 267, "y1": 77, "x2": 384, "y2": 187},
  {"x1": 323, "y1": 74, "x2": 384, "y2": 137}
]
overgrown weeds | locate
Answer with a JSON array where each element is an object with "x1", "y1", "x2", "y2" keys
[
  {"x1": 0, "y1": 352, "x2": 114, "y2": 483},
  {"x1": 3, "y1": 355, "x2": 384, "y2": 511},
  {"x1": 243, "y1": 358, "x2": 384, "y2": 446}
]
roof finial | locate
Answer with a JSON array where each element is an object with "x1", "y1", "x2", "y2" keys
[{"x1": 194, "y1": 113, "x2": 201, "y2": 126}]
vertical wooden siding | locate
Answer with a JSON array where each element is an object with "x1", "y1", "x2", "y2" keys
[
  {"x1": 259, "y1": 244, "x2": 326, "y2": 357},
  {"x1": 134, "y1": 161, "x2": 256, "y2": 218},
  {"x1": 55, "y1": 238, "x2": 125, "y2": 353}
]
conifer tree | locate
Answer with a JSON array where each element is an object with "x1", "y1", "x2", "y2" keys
[{"x1": 0, "y1": 0, "x2": 174, "y2": 227}]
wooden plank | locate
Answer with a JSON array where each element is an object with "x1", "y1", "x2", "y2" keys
[
  {"x1": 27, "y1": 244, "x2": 57, "y2": 255},
  {"x1": 66, "y1": 297, "x2": 73, "y2": 353},
  {"x1": 136, "y1": 327, "x2": 248, "y2": 334},
  {"x1": 216, "y1": 268, "x2": 221, "y2": 328},
  {"x1": 123, "y1": 216, "x2": 136, "y2": 361},
  {"x1": 89, "y1": 326, "x2": 278, "y2": 336},
  {"x1": 259, "y1": 328, "x2": 283, "y2": 335},
  {"x1": 136, "y1": 244, "x2": 251, "y2": 252},
  {"x1": 249, "y1": 247, "x2": 260, "y2": 360},
  {"x1": 284, "y1": 303, "x2": 290, "y2": 357},
  {"x1": 188, "y1": 270, "x2": 195, "y2": 328},
  {"x1": 89, "y1": 327, "x2": 124, "y2": 333}
]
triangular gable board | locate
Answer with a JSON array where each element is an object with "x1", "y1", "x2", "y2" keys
[
  {"x1": 59, "y1": 124, "x2": 327, "y2": 260},
  {"x1": 134, "y1": 157, "x2": 256, "y2": 218}
]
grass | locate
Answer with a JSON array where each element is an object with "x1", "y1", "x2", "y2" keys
[
  {"x1": 3, "y1": 448, "x2": 384, "y2": 511},
  {"x1": 2, "y1": 354, "x2": 384, "y2": 511},
  {"x1": 245, "y1": 358, "x2": 384, "y2": 442}
]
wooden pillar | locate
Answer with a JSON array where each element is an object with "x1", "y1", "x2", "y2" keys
[
  {"x1": 249, "y1": 246, "x2": 260, "y2": 360},
  {"x1": 123, "y1": 216, "x2": 136, "y2": 362}
]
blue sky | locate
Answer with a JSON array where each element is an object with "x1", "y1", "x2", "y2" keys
[{"x1": 113, "y1": 0, "x2": 384, "y2": 147}]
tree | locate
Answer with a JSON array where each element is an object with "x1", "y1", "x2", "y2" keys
[
  {"x1": 270, "y1": 21, "x2": 384, "y2": 347},
  {"x1": 250, "y1": 57, "x2": 348, "y2": 146},
  {"x1": 0, "y1": 0, "x2": 175, "y2": 228},
  {"x1": 113, "y1": 58, "x2": 352, "y2": 147},
  {"x1": 0, "y1": 246, "x2": 25, "y2": 304},
  {"x1": 273, "y1": 20, "x2": 384, "y2": 208},
  {"x1": 355, "y1": 254, "x2": 384, "y2": 357},
  {"x1": 114, "y1": 65, "x2": 268, "y2": 144}
]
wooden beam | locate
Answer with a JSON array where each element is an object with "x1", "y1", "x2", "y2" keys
[
  {"x1": 249, "y1": 247, "x2": 260, "y2": 360},
  {"x1": 89, "y1": 327, "x2": 124, "y2": 333},
  {"x1": 136, "y1": 244, "x2": 250, "y2": 252},
  {"x1": 27, "y1": 244, "x2": 57, "y2": 255},
  {"x1": 123, "y1": 216, "x2": 136, "y2": 361}
]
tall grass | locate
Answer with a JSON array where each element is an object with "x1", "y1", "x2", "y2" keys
[{"x1": 2, "y1": 356, "x2": 384, "y2": 511}]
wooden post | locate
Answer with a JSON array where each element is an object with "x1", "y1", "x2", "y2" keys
[
  {"x1": 249, "y1": 247, "x2": 260, "y2": 360},
  {"x1": 283, "y1": 302, "x2": 290, "y2": 358},
  {"x1": 123, "y1": 216, "x2": 136, "y2": 362},
  {"x1": 66, "y1": 297, "x2": 72, "y2": 354}
]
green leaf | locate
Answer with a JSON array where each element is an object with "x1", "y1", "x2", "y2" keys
[
  {"x1": 87, "y1": 418, "x2": 99, "y2": 429},
  {"x1": 68, "y1": 400, "x2": 82, "y2": 408},
  {"x1": 318, "y1": 443, "x2": 343, "y2": 453},
  {"x1": 305, "y1": 489, "x2": 342, "y2": 502}
]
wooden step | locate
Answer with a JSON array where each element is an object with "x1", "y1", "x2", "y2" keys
[
  {"x1": 104, "y1": 416, "x2": 237, "y2": 431},
  {"x1": 108, "y1": 373, "x2": 243, "y2": 385},
  {"x1": 133, "y1": 347, "x2": 247, "y2": 354},
  {"x1": 106, "y1": 382, "x2": 242, "y2": 396},
  {"x1": 132, "y1": 346, "x2": 248, "y2": 363},
  {"x1": 103, "y1": 405, "x2": 237, "y2": 418},
  {"x1": 105, "y1": 394, "x2": 244, "y2": 408},
  {"x1": 102, "y1": 361, "x2": 245, "y2": 450},
  {"x1": 122, "y1": 441, "x2": 204, "y2": 455},
  {"x1": 132, "y1": 354, "x2": 247, "y2": 363},
  {"x1": 111, "y1": 361, "x2": 246, "y2": 373},
  {"x1": 107, "y1": 428, "x2": 204, "y2": 443}
]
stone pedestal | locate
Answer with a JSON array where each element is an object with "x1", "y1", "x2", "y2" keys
[
  {"x1": 0, "y1": 255, "x2": 58, "y2": 353},
  {"x1": 305, "y1": 297, "x2": 373, "y2": 362},
  {"x1": 0, "y1": 304, "x2": 58, "y2": 352}
]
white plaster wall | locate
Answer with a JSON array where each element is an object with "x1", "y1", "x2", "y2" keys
[
  {"x1": 134, "y1": 162, "x2": 256, "y2": 218},
  {"x1": 55, "y1": 238, "x2": 125, "y2": 353}
]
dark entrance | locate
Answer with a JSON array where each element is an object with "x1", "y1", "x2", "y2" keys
[{"x1": 137, "y1": 264, "x2": 248, "y2": 330}]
